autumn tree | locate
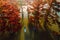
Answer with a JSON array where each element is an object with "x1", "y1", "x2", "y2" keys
[
  {"x1": 27, "y1": 0, "x2": 60, "y2": 40},
  {"x1": 0, "y1": 0, "x2": 22, "y2": 33}
]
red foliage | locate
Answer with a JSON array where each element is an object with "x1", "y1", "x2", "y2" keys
[{"x1": 0, "y1": 0, "x2": 21, "y2": 32}]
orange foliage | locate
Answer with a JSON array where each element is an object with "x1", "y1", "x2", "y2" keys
[
  {"x1": 0, "y1": 0, "x2": 21, "y2": 32},
  {"x1": 28, "y1": 0, "x2": 54, "y2": 30}
]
